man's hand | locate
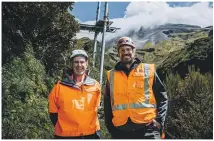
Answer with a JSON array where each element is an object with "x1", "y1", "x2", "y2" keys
[{"x1": 146, "y1": 119, "x2": 161, "y2": 129}]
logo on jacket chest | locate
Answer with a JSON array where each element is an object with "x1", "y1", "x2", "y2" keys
[{"x1": 72, "y1": 97, "x2": 85, "y2": 110}]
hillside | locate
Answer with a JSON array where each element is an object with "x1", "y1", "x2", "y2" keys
[
  {"x1": 157, "y1": 36, "x2": 213, "y2": 79},
  {"x1": 106, "y1": 24, "x2": 211, "y2": 48},
  {"x1": 104, "y1": 28, "x2": 211, "y2": 76}
]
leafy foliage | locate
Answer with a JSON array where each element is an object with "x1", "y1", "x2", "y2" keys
[
  {"x1": 2, "y1": 2, "x2": 79, "y2": 75},
  {"x1": 2, "y1": 46, "x2": 54, "y2": 139},
  {"x1": 165, "y1": 66, "x2": 213, "y2": 139}
]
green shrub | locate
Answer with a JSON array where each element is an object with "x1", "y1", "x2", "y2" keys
[
  {"x1": 165, "y1": 66, "x2": 213, "y2": 139},
  {"x1": 2, "y1": 50, "x2": 54, "y2": 139}
]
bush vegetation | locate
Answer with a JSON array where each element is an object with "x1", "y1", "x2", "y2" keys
[{"x1": 165, "y1": 66, "x2": 213, "y2": 139}]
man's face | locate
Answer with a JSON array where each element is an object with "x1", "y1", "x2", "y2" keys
[
  {"x1": 118, "y1": 45, "x2": 135, "y2": 64},
  {"x1": 72, "y1": 56, "x2": 88, "y2": 76}
]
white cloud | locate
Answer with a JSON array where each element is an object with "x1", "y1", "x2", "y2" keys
[
  {"x1": 74, "y1": 30, "x2": 95, "y2": 40},
  {"x1": 75, "y1": 2, "x2": 213, "y2": 41}
]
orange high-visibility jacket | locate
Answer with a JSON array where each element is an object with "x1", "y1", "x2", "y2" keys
[
  {"x1": 107, "y1": 63, "x2": 157, "y2": 127},
  {"x1": 48, "y1": 76, "x2": 101, "y2": 137}
]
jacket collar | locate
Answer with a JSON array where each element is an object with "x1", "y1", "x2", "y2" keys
[{"x1": 61, "y1": 68, "x2": 95, "y2": 87}]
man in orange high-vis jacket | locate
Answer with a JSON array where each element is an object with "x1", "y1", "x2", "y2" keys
[
  {"x1": 104, "y1": 37, "x2": 168, "y2": 139},
  {"x1": 48, "y1": 49, "x2": 101, "y2": 139}
]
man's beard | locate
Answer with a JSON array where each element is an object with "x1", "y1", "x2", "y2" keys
[{"x1": 121, "y1": 58, "x2": 134, "y2": 65}]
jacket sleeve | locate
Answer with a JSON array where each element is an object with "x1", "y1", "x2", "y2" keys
[
  {"x1": 104, "y1": 80, "x2": 117, "y2": 134},
  {"x1": 49, "y1": 113, "x2": 58, "y2": 126},
  {"x1": 48, "y1": 82, "x2": 59, "y2": 126},
  {"x1": 48, "y1": 83, "x2": 59, "y2": 113},
  {"x1": 153, "y1": 72, "x2": 168, "y2": 131}
]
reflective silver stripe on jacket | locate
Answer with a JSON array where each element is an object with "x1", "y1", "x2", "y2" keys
[
  {"x1": 110, "y1": 70, "x2": 115, "y2": 107},
  {"x1": 144, "y1": 64, "x2": 150, "y2": 104},
  {"x1": 112, "y1": 104, "x2": 127, "y2": 110},
  {"x1": 129, "y1": 102, "x2": 156, "y2": 108},
  {"x1": 112, "y1": 103, "x2": 156, "y2": 111}
]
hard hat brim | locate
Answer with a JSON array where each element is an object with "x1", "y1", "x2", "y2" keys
[{"x1": 118, "y1": 43, "x2": 135, "y2": 49}]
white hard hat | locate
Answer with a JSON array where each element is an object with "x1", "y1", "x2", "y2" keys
[{"x1": 70, "y1": 49, "x2": 88, "y2": 59}]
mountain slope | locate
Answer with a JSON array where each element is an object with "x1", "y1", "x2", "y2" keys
[
  {"x1": 106, "y1": 24, "x2": 212, "y2": 49},
  {"x1": 157, "y1": 36, "x2": 213, "y2": 80}
]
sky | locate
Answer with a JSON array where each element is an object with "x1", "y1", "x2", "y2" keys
[
  {"x1": 71, "y1": 2, "x2": 213, "y2": 41},
  {"x1": 72, "y1": 2, "x2": 130, "y2": 22}
]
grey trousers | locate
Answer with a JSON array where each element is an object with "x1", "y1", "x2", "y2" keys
[{"x1": 111, "y1": 125, "x2": 161, "y2": 139}]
